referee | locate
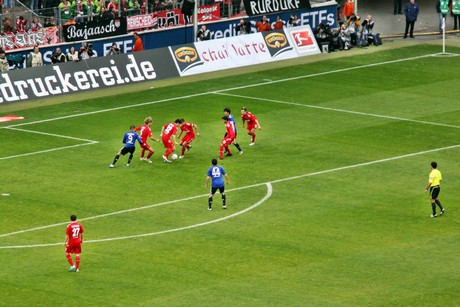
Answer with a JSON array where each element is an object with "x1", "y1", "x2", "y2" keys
[{"x1": 424, "y1": 162, "x2": 446, "y2": 218}]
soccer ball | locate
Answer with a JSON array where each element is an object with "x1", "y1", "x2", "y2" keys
[{"x1": 171, "y1": 154, "x2": 178, "y2": 160}]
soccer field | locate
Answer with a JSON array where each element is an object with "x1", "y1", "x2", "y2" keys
[{"x1": 1, "y1": 41, "x2": 460, "y2": 306}]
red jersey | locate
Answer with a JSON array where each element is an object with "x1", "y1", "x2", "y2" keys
[
  {"x1": 242, "y1": 111, "x2": 258, "y2": 123},
  {"x1": 180, "y1": 122, "x2": 195, "y2": 137},
  {"x1": 135, "y1": 124, "x2": 152, "y2": 143},
  {"x1": 226, "y1": 121, "x2": 236, "y2": 139},
  {"x1": 162, "y1": 122, "x2": 177, "y2": 140},
  {"x1": 66, "y1": 221, "x2": 83, "y2": 245}
]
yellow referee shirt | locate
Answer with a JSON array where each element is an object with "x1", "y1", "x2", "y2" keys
[{"x1": 428, "y1": 169, "x2": 442, "y2": 186}]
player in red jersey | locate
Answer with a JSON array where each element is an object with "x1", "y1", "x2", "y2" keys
[
  {"x1": 241, "y1": 107, "x2": 262, "y2": 146},
  {"x1": 64, "y1": 214, "x2": 84, "y2": 272},
  {"x1": 177, "y1": 118, "x2": 199, "y2": 159},
  {"x1": 135, "y1": 116, "x2": 160, "y2": 163},
  {"x1": 220, "y1": 116, "x2": 236, "y2": 159},
  {"x1": 160, "y1": 119, "x2": 182, "y2": 163}
]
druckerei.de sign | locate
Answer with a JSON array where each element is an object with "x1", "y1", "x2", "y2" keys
[{"x1": 0, "y1": 49, "x2": 178, "y2": 104}]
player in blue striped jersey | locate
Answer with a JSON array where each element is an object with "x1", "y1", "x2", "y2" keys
[{"x1": 109, "y1": 125, "x2": 143, "y2": 168}]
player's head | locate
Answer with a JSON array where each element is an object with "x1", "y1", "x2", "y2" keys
[
  {"x1": 70, "y1": 214, "x2": 77, "y2": 221},
  {"x1": 431, "y1": 162, "x2": 437, "y2": 169},
  {"x1": 223, "y1": 107, "x2": 231, "y2": 115},
  {"x1": 241, "y1": 107, "x2": 247, "y2": 114},
  {"x1": 174, "y1": 119, "x2": 182, "y2": 124},
  {"x1": 222, "y1": 116, "x2": 229, "y2": 122},
  {"x1": 130, "y1": 125, "x2": 136, "y2": 131},
  {"x1": 144, "y1": 117, "x2": 152, "y2": 125},
  {"x1": 211, "y1": 158, "x2": 218, "y2": 166}
]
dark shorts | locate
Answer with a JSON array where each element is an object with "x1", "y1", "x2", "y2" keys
[
  {"x1": 429, "y1": 186, "x2": 440, "y2": 199},
  {"x1": 120, "y1": 146, "x2": 135, "y2": 156},
  {"x1": 211, "y1": 186, "x2": 225, "y2": 195}
]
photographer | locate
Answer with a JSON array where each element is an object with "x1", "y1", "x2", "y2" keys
[
  {"x1": 51, "y1": 48, "x2": 67, "y2": 64},
  {"x1": 106, "y1": 42, "x2": 121, "y2": 56},
  {"x1": 78, "y1": 42, "x2": 94, "y2": 60},
  {"x1": 197, "y1": 25, "x2": 211, "y2": 41},
  {"x1": 346, "y1": 13, "x2": 361, "y2": 46},
  {"x1": 236, "y1": 19, "x2": 251, "y2": 35}
]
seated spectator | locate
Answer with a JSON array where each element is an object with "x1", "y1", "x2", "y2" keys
[
  {"x1": 289, "y1": 13, "x2": 300, "y2": 27},
  {"x1": 346, "y1": 13, "x2": 361, "y2": 46},
  {"x1": 16, "y1": 16, "x2": 28, "y2": 32},
  {"x1": 67, "y1": 46, "x2": 80, "y2": 61},
  {"x1": 197, "y1": 25, "x2": 211, "y2": 41},
  {"x1": 274, "y1": 16, "x2": 285, "y2": 30},
  {"x1": 128, "y1": 0, "x2": 142, "y2": 15},
  {"x1": 51, "y1": 47, "x2": 67, "y2": 63},
  {"x1": 236, "y1": 19, "x2": 251, "y2": 35},
  {"x1": 44, "y1": 16, "x2": 56, "y2": 27},
  {"x1": 27, "y1": 45, "x2": 43, "y2": 68},
  {"x1": 107, "y1": 0, "x2": 119, "y2": 14},
  {"x1": 31, "y1": 17, "x2": 43, "y2": 31},
  {"x1": 59, "y1": 0, "x2": 75, "y2": 20},
  {"x1": 106, "y1": 42, "x2": 121, "y2": 55},
  {"x1": 256, "y1": 15, "x2": 271, "y2": 32},
  {"x1": 0, "y1": 49, "x2": 9, "y2": 73},
  {"x1": 65, "y1": 15, "x2": 77, "y2": 25},
  {"x1": 3, "y1": 17, "x2": 14, "y2": 33}
]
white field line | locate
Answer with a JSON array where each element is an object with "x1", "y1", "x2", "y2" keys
[
  {"x1": 214, "y1": 93, "x2": 460, "y2": 130},
  {"x1": 0, "y1": 52, "x2": 457, "y2": 247},
  {"x1": 0, "y1": 127, "x2": 99, "y2": 161},
  {"x1": 0, "y1": 183, "x2": 273, "y2": 249},
  {"x1": 1, "y1": 53, "x2": 438, "y2": 130},
  {"x1": 2, "y1": 142, "x2": 460, "y2": 249}
]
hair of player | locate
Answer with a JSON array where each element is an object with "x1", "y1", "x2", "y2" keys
[
  {"x1": 211, "y1": 158, "x2": 218, "y2": 165},
  {"x1": 224, "y1": 107, "x2": 231, "y2": 113},
  {"x1": 130, "y1": 125, "x2": 136, "y2": 130},
  {"x1": 241, "y1": 107, "x2": 247, "y2": 111},
  {"x1": 222, "y1": 116, "x2": 229, "y2": 121},
  {"x1": 175, "y1": 119, "x2": 182, "y2": 124},
  {"x1": 431, "y1": 161, "x2": 437, "y2": 169},
  {"x1": 144, "y1": 117, "x2": 152, "y2": 124},
  {"x1": 70, "y1": 214, "x2": 77, "y2": 221}
]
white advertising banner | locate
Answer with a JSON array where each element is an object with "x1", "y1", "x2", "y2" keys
[{"x1": 169, "y1": 25, "x2": 320, "y2": 77}]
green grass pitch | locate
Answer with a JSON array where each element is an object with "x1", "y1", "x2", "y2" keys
[{"x1": 1, "y1": 41, "x2": 460, "y2": 306}]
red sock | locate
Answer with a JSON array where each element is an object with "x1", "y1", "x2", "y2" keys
[
  {"x1": 141, "y1": 148, "x2": 145, "y2": 158},
  {"x1": 165, "y1": 148, "x2": 174, "y2": 157},
  {"x1": 181, "y1": 146, "x2": 186, "y2": 155},
  {"x1": 219, "y1": 145, "x2": 224, "y2": 159},
  {"x1": 249, "y1": 132, "x2": 256, "y2": 142},
  {"x1": 226, "y1": 146, "x2": 232, "y2": 155},
  {"x1": 147, "y1": 151, "x2": 153, "y2": 159},
  {"x1": 66, "y1": 254, "x2": 74, "y2": 266},
  {"x1": 75, "y1": 255, "x2": 81, "y2": 269}
]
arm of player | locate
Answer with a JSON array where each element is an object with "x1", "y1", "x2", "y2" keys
[
  {"x1": 256, "y1": 119, "x2": 261, "y2": 129},
  {"x1": 194, "y1": 124, "x2": 199, "y2": 136},
  {"x1": 205, "y1": 176, "x2": 210, "y2": 188},
  {"x1": 224, "y1": 174, "x2": 229, "y2": 185},
  {"x1": 425, "y1": 182, "x2": 432, "y2": 193},
  {"x1": 64, "y1": 234, "x2": 69, "y2": 247},
  {"x1": 150, "y1": 135, "x2": 160, "y2": 142}
]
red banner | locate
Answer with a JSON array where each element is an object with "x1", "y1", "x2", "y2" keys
[
  {"x1": 127, "y1": 4, "x2": 221, "y2": 31},
  {"x1": 0, "y1": 27, "x2": 60, "y2": 50}
]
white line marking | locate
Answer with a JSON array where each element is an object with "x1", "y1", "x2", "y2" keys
[
  {"x1": 0, "y1": 183, "x2": 273, "y2": 249},
  {"x1": 0, "y1": 127, "x2": 99, "y2": 161},
  {"x1": 0, "y1": 53, "x2": 438, "y2": 129},
  {"x1": 2, "y1": 142, "x2": 460, "y2": 249},
  {"x1": 215, "y1": 93, "x2": 460, "y2": 130},
  {"x1": 1, "y1": 52, "x2": 457, "y2": 248}
]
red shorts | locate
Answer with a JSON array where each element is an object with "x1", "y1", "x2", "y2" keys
[
  {"x1": 247, "y1": 122, "x2": 258, "y2": 131},
  {"x1": 140, "y1": 142, "x2": 152, "y2": 151},
  {"x1": 162, "y1": 138, "x2": 174, "y2": 149},
  {"x1": 66, "y1": 242, "x2": 82, "y2": 254},
  {"x1": 221, "y1": 137, "x2": 235, "y2": 146},
  {"x1": 181, "y1": 134, "x2": 195, "y2": 144}
]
